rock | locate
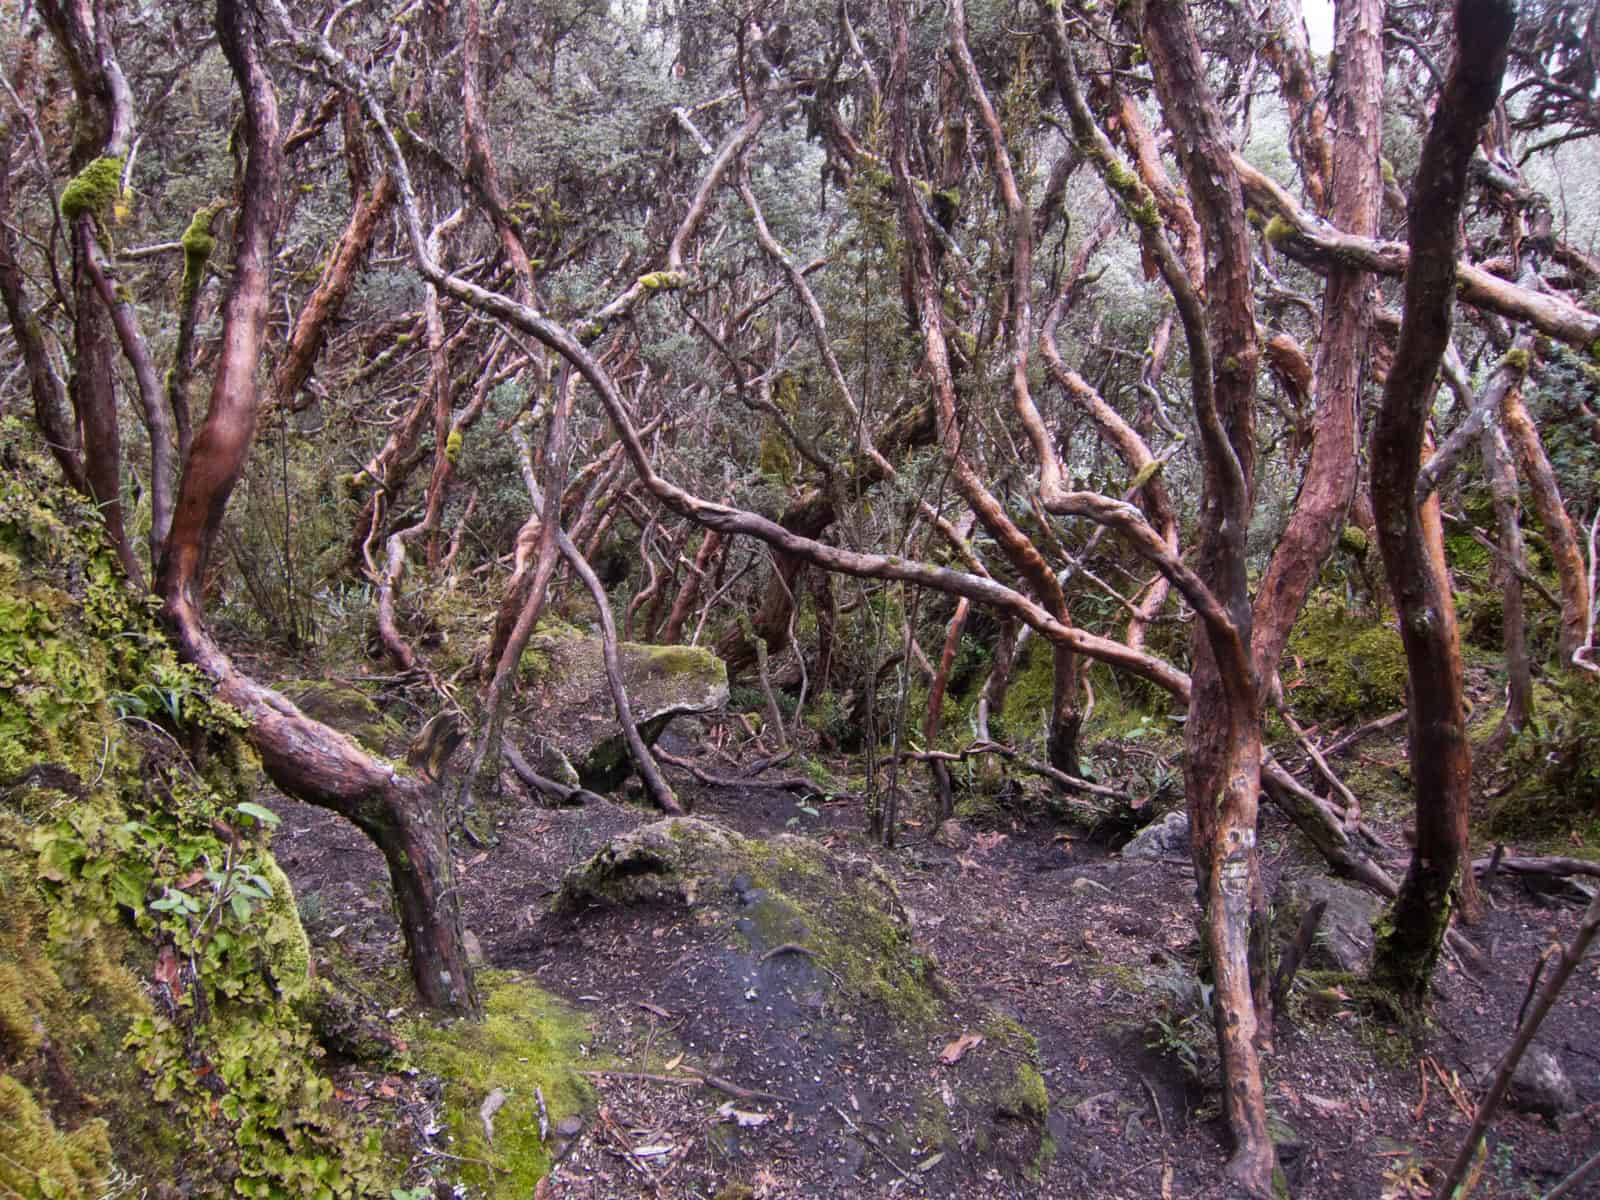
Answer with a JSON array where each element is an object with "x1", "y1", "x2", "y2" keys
[
  {"x1": 554, "y1": 1115, "x2": 585, "y2": 1139},
  {"x1": 553, "y1": 818, "x2": 1051, "y2": 1179},
  {"x1": 278, "y1": 679, "x2": 402, "y2": 755},
  {"x1": 1507, "y1": 1046, "x2": 1577, "y2": 1118},
  {"x1": 1273, "y1": 874, "x2": 1382, "y2": 974},
  {"x1": 514, "y1": 621, "x2": 728, "y2": 792},
  {"x1": 1121, "y1": 811, "x2": 1189, "y2": 860}
]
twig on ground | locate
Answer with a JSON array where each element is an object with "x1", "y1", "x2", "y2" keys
[{"x1": 829, "y1": 1102, "x2": 915, "y2": 1182}]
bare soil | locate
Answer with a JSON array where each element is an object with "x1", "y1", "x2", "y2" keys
[{"x1": 269, "y1": 716, "x2": 1600, "y2": 1199}]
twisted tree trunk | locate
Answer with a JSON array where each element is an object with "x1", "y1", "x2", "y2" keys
[
  {"x1": 1369, "y1": 0, "x2": 1514, "y2": 1007},
  {"x1": 157, "y1": 0, "x2": 479, "y2": 1017}
]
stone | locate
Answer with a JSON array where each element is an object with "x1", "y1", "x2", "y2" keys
[
  {"x1": 552, "y1": 818, "x2": 1051, "y2": 1178},
  {"x1": 514, "y1": 621, "x2": 728, "y2": 793},
  {"x1": 1507, "y1": 1045, "x2": 1577, "y2": 1118},
  {"x1": 1273, "y1": 874, "x2": 1382, "y2": 974},
  {"x1": 1120, "y1": 811, "x2": 1189, "y2": 861}
]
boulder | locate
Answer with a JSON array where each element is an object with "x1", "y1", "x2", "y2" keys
[
  {"x1": 1507, "y1": 1046, "x2": 1577, "y2": 1118},
  {"x1": 553, "y1": 818, "x2": 1051, "y2": 1182},
  {"x1": 1273, "y1": 874, "x2": 1382, "y2": 974},
  {"x1": 515, "y1": 621, "x2": 727, "y2": 792},
  {"x1": 1121, "y1": 811, "x2": 1189, "y2": 860}
]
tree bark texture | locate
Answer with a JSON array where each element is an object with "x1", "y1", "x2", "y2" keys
[
  {"x1": 1369, "y1": 0, "x2": 1514, "y2": 1007},
  {"x1": 1139, "y1": 3, "x2": 1272, "y2": 1189},
  {"x1": 157, "y1": 0, "x2": 479, "y2": 1016},
  {"x1": 1501, "y1": 384, "x2": 1591, "y2": 666}
]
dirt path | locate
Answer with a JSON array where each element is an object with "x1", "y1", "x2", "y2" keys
[{"x1": 270, "y1": 740, "x2": 1600, "y2": 1199}]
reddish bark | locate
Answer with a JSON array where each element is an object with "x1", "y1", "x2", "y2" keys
[
  {"x1": 1251, "y1": 0, "x2": 1384, "y2": 688},
  {"x1": 158, "y1": 0, "x2": 478, "y2": 1016},
  {"x1": 1370, "y1": 0, "x2": 1515, "y2": 1006},
  {"x1": 1502, "y1": 385, "x2": 1591, "y2": 665},
  {"x1": 274, "y1": 173, "x2": 397, "y2": 411},
  {"x1": 1138, "y1": 2, "x2": 1272, "y2": 1187}
]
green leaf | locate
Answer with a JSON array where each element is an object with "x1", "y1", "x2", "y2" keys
[{"x1": 236, "y1": 801, "x2": 281, "y2": 827}]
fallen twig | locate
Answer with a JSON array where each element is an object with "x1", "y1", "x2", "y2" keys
[
  {"x1": 1435, "y1": 889, "x2": 1600, "y2": 1199},
  {"x1": 580, "y1": 1068, "x2": 790, "y2": 1105},
  {"x1": 829, "y1": 1102, "x2": 915, "y2": 1183}
]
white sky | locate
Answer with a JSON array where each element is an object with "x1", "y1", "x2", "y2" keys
[{"x1": 1304, "y1": 0, "x2": 1334, "y2": 55}]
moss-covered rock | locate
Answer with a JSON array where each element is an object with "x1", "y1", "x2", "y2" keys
[
  {"x1": 553, "y1": 818, "x2": 1049, "y2": 1178},
  {"x1": 277, "y1": 678, "x2": 403, "y2": 756},
  {"x1": 0, "y1": 435, "x2": 388, "y2": 1197},
  {"x1": 513, "y1": 625, "x2": 728, "y2": 792},
  {"x1": 407, "y1": 972, "x2": 596, "y2": 1196}
]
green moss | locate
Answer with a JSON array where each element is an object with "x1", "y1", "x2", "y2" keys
[
  {"x1": 0, "y1": 436, "x2": 386, "y2": 1198},
  {"x1": 444, "y1": 427, "x2": 463, "y2": 464},
  {"x1": 639, "y1": 643, "x2": 722, "y2": 679},
  {"x1": 408, "y1": 971, "x2": 596, "y2": 1194},
  {"x1": 178, "y1": 200, "x2": 227, "y2": 304},
  {"x1": 58, "y1": 156, "x2": 124, "y2": 224},
  {"x1": 1284, "y1": 596, "x2": 1407, "y2": 723},
  {"x1": 1263, "y1": 214, "x2": 1295, "y2": 246},
  {"x1": 636, "y1": 270, "x2": 689, "y2": 291},
  {"x1": 277, "y1": 679, "x2": 402, "y2": 756},
  {"x1": 0, "y1": 1075, "x2": 112, "y2": 1200},
  {"x1": 1337, "y1": 524, "x2": 1369, "y2": 557},
  {"x1": 1502, "y1": 347, "x2": 1532, "y2": 372}
]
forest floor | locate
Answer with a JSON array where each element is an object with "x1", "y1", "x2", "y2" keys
[{"x1": 267, "y1": 716, "x2": 1600, "y2": 1200}]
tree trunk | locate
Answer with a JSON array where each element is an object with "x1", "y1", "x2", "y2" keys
[
  {"x1": 924, "y1": 598, "x2": 970, "y2": 821},
  {"x1": 1139, "y1": 3, "x2": 1273, "y2": 1189},
  {"x1": 1250, "y1": 0, "x2": 1384, "y2": 688},
  {"x1": 156, "y1": 0, "x2": 479, "y2": 1016},
  {"x1": 1502, "y1": 385, "x2": 1591, "y2": 666},
  {"x1": 1369, "y1": 0, "x2": 1514, "y2": 1008},
  {"x1": 1481, "y1": 418, "x2": 1533, "y2": 759}
]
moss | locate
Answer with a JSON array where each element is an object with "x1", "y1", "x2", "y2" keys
[
  {"x1": 277, "y1": 679, "x2": 402, "y2": 755},
  {"x1": 0, "y1": 437, "x2": 386, "y2": 1198},
  {"x1": 0, "y1": 1075, "x2": 113, "y2": 1200},
  {"x1": 1263, "y1": 214, "x2": 1295, "y2": 246},
  {"x1": 444, "y1": 427, "x2": 463, "y2": 464},
  {"x1": 407, "y1": 971, "x2": 596, "y2": 1194},
  {"x1": 1502, "y1": 347, "x2": 1532, "y2": 372},
  {"x1": 178, "y1": 200, "x2": 227, "y2": 304},
  {"x1": 1337, "y1": 524, "x2": 1369, "y2": 557},
  {"x1": 1284, "y1": 596, "x2": 1407, "y2": 723},
  {"x1": 639, "y1": 643, "x2": 722, "y2": 679},
  {"x1": 58, "y1": 156, "x2": 124, "y2": 225},
  {"x1": 636, "y1": 270, "x2": 689, "y2": 291}
]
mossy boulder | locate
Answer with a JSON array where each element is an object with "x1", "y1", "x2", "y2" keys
[
  {"x1": 515, "y1": 623, "x2": 728, "y2": 792},
  {"x1": 407, "y1": 971, "x2": 597, "y2": 1196},
  {"x1": 0, "y1": 437, "x2": 387, "y2": 1197},
  {"x1": 277, "y1": 678, "x2": 402, "y2": 756},
  {"x1": 553, "y1": 818, "x2": 1050, "y2": 1180}
]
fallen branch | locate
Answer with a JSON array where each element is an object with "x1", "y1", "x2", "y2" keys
[
  {"x1": 1472, "y1": 854, "x2": 1600, "y2": 881},
  {"x1": 502, "y1": 744, "x2": 605, "y2": 807},
  {"x1": 1435, "y1": 889, "x2": 1600, "y2": 1199},
  {"x1": 1321, "y1": 711, "x2": 1406, "y2": 759},
  {"x1": 580, "y1": 1068, "x2": 789, "y2": 1105},
  {"x1": 654, "y1": 747, "x2": 817, "y2": 793},
  {"x1": 893, "y1": 740, "x2": 1127, "y2": 800}
]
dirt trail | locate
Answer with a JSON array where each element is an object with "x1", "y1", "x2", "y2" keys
[{"x1": 271, "y1": 736, "x2": 1600, "y2": 1199}]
